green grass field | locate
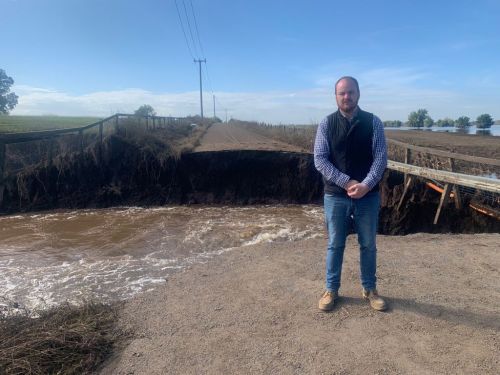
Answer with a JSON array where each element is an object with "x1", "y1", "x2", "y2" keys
[{"x1": 0, "y1": 115, "x2": 102, "y2": 133}]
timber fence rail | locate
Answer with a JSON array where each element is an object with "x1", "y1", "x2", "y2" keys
[
  {"x1": 388, "y1": 161, "x2": 500, "y2": 194},
  {"x1": 0, "y1": 114, "x2": 193, "y2": 207},
  {"x1": 386, "y1": 139, "x2": 500, "y2": 224}
]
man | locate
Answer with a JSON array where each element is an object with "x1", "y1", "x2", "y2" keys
[{"x1": 314, "y1": 76, "x2": 388, "y2": 312}]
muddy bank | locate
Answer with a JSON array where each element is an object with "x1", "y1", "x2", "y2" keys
[
  {"x1": 1, "y1": 134, "x2": 498, "y2": 234},
  {"x1": 380, "y1": 170, "x2": 499, "y2": 234},
  {"x1": 0, "y1": 135, "x2": 323, "y2": 210}
]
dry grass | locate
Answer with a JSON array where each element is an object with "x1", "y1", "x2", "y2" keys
[
  {"x1": 0, "y1": 301, "x2": 125, "y2": 375},
  {"x1": 117, "y1": 117, "x2": 209, "y2": 159}
]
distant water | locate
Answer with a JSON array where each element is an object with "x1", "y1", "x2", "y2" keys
[{"x1": 385, "y1": 125, "x2": 500, "y2": 136}]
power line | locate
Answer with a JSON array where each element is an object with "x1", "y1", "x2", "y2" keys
[
  {"x1": 176, "y1": 0, "x2": 227, "y2": 119},
  {"x1": 187, "y1": 0, "x2": 213, "y2": 97},
  {"x1": 174, "y1": 0, "x2": 195, "y2": 59},
  {"x1": 182, "y1": 0, "x2": 201, "y2": 58},
  {"x1": 189, "y1": 0, "x2": 206, "y2": 58},
  {"x1": 188, "y1": 1, "x2": 219, "y2": 114}
]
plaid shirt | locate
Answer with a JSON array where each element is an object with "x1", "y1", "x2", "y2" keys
[{"x1": 313, "y1": 110, "x2": 387, "y2": 190}]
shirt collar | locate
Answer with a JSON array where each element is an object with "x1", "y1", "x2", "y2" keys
[{"x1": 339, "y1": 106, "x2": 359, "y2": 122}]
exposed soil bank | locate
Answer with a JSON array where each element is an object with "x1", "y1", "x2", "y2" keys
[
  {"x1": 0, "y1": 135, "x2": 322, "y2": 210},
  {"x1": 1, "y1": 135, "x2": 498, "y2": 234}
]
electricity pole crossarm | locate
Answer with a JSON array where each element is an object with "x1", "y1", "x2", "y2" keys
[{"x1": 194, "y1": 59, "x2": 206, "y2": 119}]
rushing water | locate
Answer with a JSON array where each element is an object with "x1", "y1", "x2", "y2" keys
[{"x1": 0, "y1": 205, "x2": 325, "y2": 313}]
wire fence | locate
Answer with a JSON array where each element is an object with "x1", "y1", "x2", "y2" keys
[
  {"x1": 1, "y1": 114, "x2": 192, "y2": 174},
  {"x1": 0, "y1": 114, "x2": 201, "y2": 207}
]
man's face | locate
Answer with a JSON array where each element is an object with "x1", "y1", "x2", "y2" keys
[{"x1": 335, "y1": 79, "x2": 360, "y2": 114}]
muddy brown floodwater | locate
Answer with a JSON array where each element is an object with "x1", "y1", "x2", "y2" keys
[{"x1": 0, "y1": 205, "x2": 325, "y2": 313}]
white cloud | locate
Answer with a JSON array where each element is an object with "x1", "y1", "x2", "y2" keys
[
  {"x1": 10, "y1": 70, "x2": 500, "y2": 124},
  {"x1": 312, "y1": 64, "x2": 500, "y2": 121},
  {"x1": 11, "y1": 84, "x2": 334, "y2": 124}
]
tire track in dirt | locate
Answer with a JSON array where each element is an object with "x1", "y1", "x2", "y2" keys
[{"x1": 194, "y1": 123, "x2": 305, "y2": 153}]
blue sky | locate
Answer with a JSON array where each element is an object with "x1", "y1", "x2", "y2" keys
[{"x1": 2, "y1": 0, "x2": 500, "y2": 123}]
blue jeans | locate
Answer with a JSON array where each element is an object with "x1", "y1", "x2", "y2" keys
[{"x1": 324, "y1": 191, "x2": 380, "y2": 292}]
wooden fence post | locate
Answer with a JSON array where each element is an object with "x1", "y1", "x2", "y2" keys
[
  {"x1": 448, "y1": 157, "x2": 462, "y2": 209},
  {"x1": 99, "y1": 121, "x2": 103, "y2": 144},
  {"x1": 397, "y1": 175, "x2": 413, "y2": 212},
  {"x1": 99, "y1": 121, "x2": 104, "y2": 166},
  {"x1": 434, "y1": 183, "x2": 452, "y2": 224},
  {"x1": 404, "y1": 147, "x2": 411, "y2": 185},
  {"x1": 0, "y1": 142, "x2": 5, "y2": 207},
  {"x1": 78, "y1": 130, "x2": 84, "y2": 157},
  {"x1": 47, "y1": 138, "x2": 54, "y2": 167}
]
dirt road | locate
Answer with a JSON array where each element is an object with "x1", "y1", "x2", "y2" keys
[
  {"x1": 101, "y1": 233, "x2": 500, "y2": 375},
  {"x1": 194, "y1": 123, "x2": 306, "y2": 153}
]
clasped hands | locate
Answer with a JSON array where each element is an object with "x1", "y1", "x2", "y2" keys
[{"x1": 346, "y1": 179, "x2": 369, "y2": 199}]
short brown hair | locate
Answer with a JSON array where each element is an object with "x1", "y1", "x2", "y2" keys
[{"x1": 335, "y1": 76, "x2": 360, "y2": 93}]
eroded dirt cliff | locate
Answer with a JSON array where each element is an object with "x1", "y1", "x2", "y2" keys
[{"x1": 1, "y1": 134, "x2": 498, "y2": 234}]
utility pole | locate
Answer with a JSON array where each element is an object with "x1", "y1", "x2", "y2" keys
[
  {"x1": 225, "y1": 109, "x2": 228, "y2": 123},
  {"x1": 194, "y1": 59, "x2": 206, "y2": 119},
  {"x1": 213, "y1": 95, "x2": 216, "y2": 119}
]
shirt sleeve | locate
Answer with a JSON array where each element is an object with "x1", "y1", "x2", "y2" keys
[
  {"x1": 313, "y1": 117, "x2": 351, "y2": 189},
  {"x1": 361, "y1": 115, "x2": 388, "y2": 189}
]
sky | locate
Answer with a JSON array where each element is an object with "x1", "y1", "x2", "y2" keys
[{"x1": 2, "y1": 0, "x2": 500, "y2": 124}]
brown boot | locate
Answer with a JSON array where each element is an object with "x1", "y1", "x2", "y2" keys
[
  {"x1": 363, "y1": 289, "x2": 387, "y2": 311},
  {"x1": 318, "y1": 290, "x2": 338, "y2": 311}
]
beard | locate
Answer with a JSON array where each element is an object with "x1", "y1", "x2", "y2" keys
[{"x1": 340, "y1": 100, "x2": 357, "y2": 113}]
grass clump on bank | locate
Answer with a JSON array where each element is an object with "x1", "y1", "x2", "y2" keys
[{"x1": 0, "y1": 301, "x2": 125, "y2": 375}]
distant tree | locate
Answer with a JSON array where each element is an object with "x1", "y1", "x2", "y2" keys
[
  {"x1": 0, "y1": 69, "x2": 19, "y2": 115},
  {"x1": 383, "y1": 120, "x2": 402, "y2": 127},
  {"x1": 455, "y1": 116, "x2": 470, "y2": 129},
  {"x1": 424, "y1": 116, "x2": 434, "y2": 128},
  {"x1": 436, "y1": 118, "x2": 455, "y2": 127},
  {"x1": 476, "y1": 113, "x2": 494, "y2": 129},
  {"x1": 134, "y1": 104, "x2": 156, "y2": 117},
  {"x1": 407, "y1": 109, "x2": 428, "y2": 128}
]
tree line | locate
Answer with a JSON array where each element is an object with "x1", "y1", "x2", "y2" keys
[{"x1": 384, "y1": 109, "x2": 495, "y2": 129}]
